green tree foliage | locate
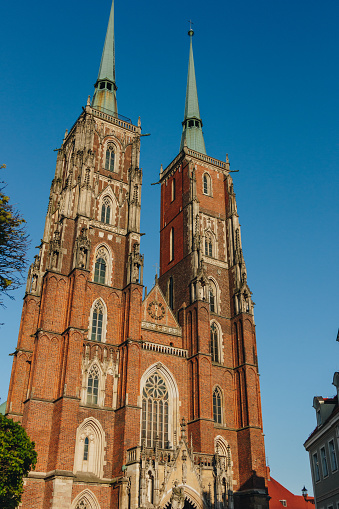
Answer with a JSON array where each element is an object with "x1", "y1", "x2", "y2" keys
[
  {"x1": 0, "y1": 414, "x2": 37, "y2": 508},
  {"x1": 0, "y1": 165, "x2": 30, "y2": 305}
]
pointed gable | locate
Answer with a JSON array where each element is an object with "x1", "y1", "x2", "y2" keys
[{"x1": 141, "y1": 280, "x2": 181, "y2": 338}]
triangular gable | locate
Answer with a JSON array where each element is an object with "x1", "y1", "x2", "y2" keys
[
  {"x1": 159, "y1": 439, "x2": 206, "y2": 509},
  {"x1": 141, "y1": 279, "x2": 181, "y2": 337}
]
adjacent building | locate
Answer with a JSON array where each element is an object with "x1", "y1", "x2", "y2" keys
[
  {"x1": 6, "y1": 2, "x2": 270, "y2": 508},
  {"x1": 304, "y1": 338, "x2": 339, "y2": 509}
]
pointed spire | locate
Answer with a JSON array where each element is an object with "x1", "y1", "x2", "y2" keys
[
  {"x1": 92, "y1": 0, "x2": 118, "y2": 116},
  {"x1": 180, "y1": 28, "x2": 206, "y2": 154}
]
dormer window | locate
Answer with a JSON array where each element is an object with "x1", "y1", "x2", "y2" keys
[
  {"x1": 107, "y1": 82, "x2": 112, "y2": 91},
  {"x1": 99, "y1": 82, "x2": 105, "y2": 89},
  {"x1": 316, "y1": 408, "x2": 322, "y2": 426}
]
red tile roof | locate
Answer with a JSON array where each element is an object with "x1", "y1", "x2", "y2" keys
[{"x1": 267, "y1": 475, "x2": 314, "y2": 509}]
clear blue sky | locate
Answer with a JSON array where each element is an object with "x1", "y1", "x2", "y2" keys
[{"x1": 1, "y1": 0, "x2": 338, "y2": 497}]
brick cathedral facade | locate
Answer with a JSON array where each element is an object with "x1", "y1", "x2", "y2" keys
[{"x1": 6, "y1": 2, "x2": 269, "y2": 508}]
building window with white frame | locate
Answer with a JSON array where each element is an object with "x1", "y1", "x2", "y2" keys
[
  {"x1": 313, "y1": 452, "x2": 320, "y2": 481},
  {"x1": 321, "y1": 446, "x2": 329, "y2": 477},
  {"x1": 213, "y1": 387, "x2": 222, "y2": 424},
  {"x1": 205, "y1": 238, "x2": 213, "y2": 257},
  {"x1": 105, "y1": 144, "x2": 115, "y2": 172},
  {"x1": 101, "y1": 196, "x2": 111, "y2": 224},
  {"x1": 94, "y1": 246, "x2": 110, "y2": 285},
  {"x1": 329, "y1": 439, "x2": 338, "y2": 472},
  {"x1": 141, "y1": 373, "x2": 169, "y2": 449},
  {"x1": 83, "y1": 437, "x2": 89, "y2": 460},
  {"x1": 91, "y1": 301, "x2": 104, "y2": 342}
]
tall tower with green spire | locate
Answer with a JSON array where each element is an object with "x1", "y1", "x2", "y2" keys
[
  {"x1": 92, "y1": 0, "x2": 118, "y2": 115},
  {"x1": 180, "y1": 28, "x2": 206, "y2": 154}
]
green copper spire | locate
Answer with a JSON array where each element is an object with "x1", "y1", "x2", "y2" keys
[
  {"x1": 92, "y1": 0, "x2": 118, "y2": 115},
  {"x1": 180, "y1": 28, "x2": 206, "y2": 154}
]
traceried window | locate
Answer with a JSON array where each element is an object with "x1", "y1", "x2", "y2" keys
[
  {"x1": 83, "y1": 437, "x2": 89, "y2": 460},
  {"x1": 210, "y1": 322, "x2": 219, "y2": 362},
  {"x1": 205, "y1": 238, "x2": 213, "y2": 257},
  {"x1": 105, "y1": 144, "x2": 115, "y2": 172},
  {"x1": 94, "y1": 247, "x2": 108, "y2": 284},
  {"x1": 209, "y1": 287, "x2": 215, "y2": 313},
  {"x1": 141, "y1": 373, "x2": 169, "y2": 449},
  {"x1": 87, "y1": 365, "x2": 100, "y2": 404},
  {"x1": 91, "y1": 301, "x2": 103, "y2": 342},
  {"x1": 101, "y1": 197, "x2": 111, "y2": 224},
  {"x1": 213, "y1": 387, "x2": 222, "y2": 424}
]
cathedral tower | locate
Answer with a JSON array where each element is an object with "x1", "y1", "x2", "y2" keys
[{"x1": 6, "y1": 6, "x2": 269, "y2": 509}]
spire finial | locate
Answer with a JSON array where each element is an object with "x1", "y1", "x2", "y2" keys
[
  {"x1": 92, "y1": 1, "x2": 118, "y2": 116},
  {"x1": 179, "y1": 26, "x2": 206, "y2": 154}
]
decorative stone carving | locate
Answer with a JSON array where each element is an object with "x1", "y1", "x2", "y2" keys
[
  {"x1": 75, "y1": 227, "x2": 91, "y2": 270},
  {"x1": 127, "y1": 243, "x2": 144, "y2": 284},
  {"x1": 170, "y1": 481, "x2": 185, "y2": 509},
  {"x1": 49, "y1": 230, "x2": 61, "y2": 270}
]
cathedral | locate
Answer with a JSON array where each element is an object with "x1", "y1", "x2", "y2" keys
[{"x1": 6, "y1": 2, "x2": 269, "y2": 508}]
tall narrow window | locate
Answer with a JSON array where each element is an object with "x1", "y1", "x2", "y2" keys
[
  {"x1": 209, "y1": 287, "x2": 215, "y2": 313},
  {"x1": 171, "y1": 178, "x2": 176, "y2": 202},
  {"x1": 94, "y1": 247, "x2": 109, "y2": 284},
  {"x1": 169, "y1": 277, "x2": 174, "y2": 309},
  {"x1": 101, "y1": 197, "x2": 111, "y2": 224},
  {"x1": 329, "y1": 439, "x2": 338, "y2": 471},
  {"x1": 83, "y1": 437, "x2": 89, "y2": 460},
  {"x1": 313, "y1": 452, "x2": 320, "y2": 481},
  {"x1": 87, "y1": 365, "x2": 100, "y2": 404},
  {"x1": 321, "y1": 447, "x2": 329, "y2": 477},
  {"x1": 213, "y1": 387, "x2": 222, "y2": 424},
  {"x1": 94, "y1": 257, "x2": 106, "y2": 284},
  {"x1": 169, "y1": 228, "x2": 174, "y2": 262},
  {"x1": 105, "y1": 145, "x2": 115, "y2": 172},
  {"x1": 141, "y1": 373, "x2": 169, "y2": 448},
  {"x1": 91, "y1": 301, "x2": 104, "y2": 342},
  {"x1": 210, "y1": 323, "x2": 219, "y2": 362},
  {"x1": 203, "y1": 173, "x2": 211, "y2": 195}
]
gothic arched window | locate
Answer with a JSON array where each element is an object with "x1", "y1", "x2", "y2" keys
[
  {"x1": 87, "y1": 365, "x2": 99, "y2": 404},
  {"x1": 213, "y1": 387, "x2": 222, "y2": 424},
  {"x1": 141, "y1": 373, "x2": 169, "y2": 449},
  {"x1": 94, "y1": 247, "x2": 109, "y2": 284},
  {"x1": 205, "y1": 238, "x2": 213, "y2": 257},
  {"x1": 101, "y1": 197, "x2": 111, "y2": 224},
  {"x1": 105, "y1": 144, "x2": 115, "y2": 172},
  {"x1": 171, "y1": 178, "x2": 176, "y2": 202},
  {"x1": 203, "y1": 173, "x2": 211, "y2": 196},
  {"x1": 210, "y1": 322, "x2": 219, "y2": 362},
  {"x1": 209, "y1": 287, "x2": 215, "y2": 313},
  {"x1": 83, "y1": 437, "x2": 89, "y2": 460},
  {"x1": 91, "y1": 301, "x2": 104, "y2": 342}
]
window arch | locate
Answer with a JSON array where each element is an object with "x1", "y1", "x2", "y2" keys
[
  {"x1": 142, "y1": 373, "x2": 169, "y2": 448},
  {"x1": 203, "y1": 173, "x2": 212, "y2": 196},
  {"x1": 171, "y1": 178, "x2": 176, "y2": 202},
  {"x1": 140, "y1": 363, "x2": 179, "y2": 450},
  {"x1": 104, "y1": 143, "x2": 115, "y2": 172},
  {"x1": 73, "y1": 418, "x2": 105, "y2": 479},
  {"x1": 208, "y1": 278, "x2": 219, "y2": 314},
  {"x1": 101, "y1": 196, "x2": 111, "y2": 224},
  {"x1": 93, "y1": 246, "x2": 111, "y2": 285},
  {"x1": 87, "y1": 364, "x2": 100, "y2": 404},
  {"x1": 205, "y1": 237, "x2": 213, "y2": 257},
  {"x1": 72, "y1": 490, "x2": 101, "y2": 509},
  {"x1": 213, "y1": 387, "x2": 223, "y2": 424},
  {"x1": 89, "y1": 299, "x2": 107, "y2": 343},
  {"x1": 210, "y1": 322, "x2": 219, "y2": 362}
]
